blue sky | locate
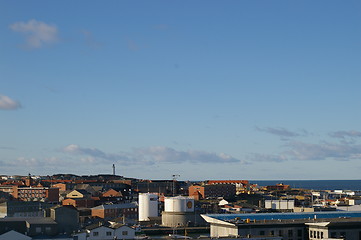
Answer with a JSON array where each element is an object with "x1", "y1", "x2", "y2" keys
[{"x1": 1, "y1": 1, "x2": 361, "y2": 180}]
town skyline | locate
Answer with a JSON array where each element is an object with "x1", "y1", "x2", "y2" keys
[{"x1": 1, "y1": 1, "x2": 361, "y2": 180}]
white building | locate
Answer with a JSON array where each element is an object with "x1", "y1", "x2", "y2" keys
[
  {"x1": 73, "y1": 224, "x2": 135, "y2": 240},
  {"x1": 138, "y1": 193, "x2": 158, "y2": 221},
  {"x1": 265, "y1": 200, "x2": 295, "y2": 210}
]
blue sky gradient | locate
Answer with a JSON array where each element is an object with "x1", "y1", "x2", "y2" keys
[{"x1": 1, "y1": 1, "x2": 361, "y2": 180}]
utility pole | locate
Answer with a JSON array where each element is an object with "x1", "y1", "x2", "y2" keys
[{"x1": 172, "y1": 174, "x2": 180, "y2": 196}]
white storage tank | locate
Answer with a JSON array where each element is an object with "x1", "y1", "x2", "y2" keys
[
  {"x1": 164, "y1": 196, "x2": 194, "y2": 213},
  {"x1": 138, "y1": 193, "x2": 159, "y2": 221}
]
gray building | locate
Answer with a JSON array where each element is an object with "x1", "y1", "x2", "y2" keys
[
  {"x1": 307, "y1": 220, "x2": 361, "y2": 240},
  {"x1": 202, "y1": 211, "x2": 361, "y2": 239},
  {"x1": 0, "y1": 201, "x2": 54, "y2": 218},
  {"x1": 0, "y1": 217, "x2": 58, "y2": 236},
  {"x1": 47, "y1": 205, "x2": 79, "y2": 234}
]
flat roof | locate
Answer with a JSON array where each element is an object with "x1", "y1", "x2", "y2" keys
[{"x1": 205, "y1": 211, "x2": 361, "y2": 222}]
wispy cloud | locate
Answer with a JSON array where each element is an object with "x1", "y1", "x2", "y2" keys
[
  {"x1": 247, "y1": 153, "x2": 288, "y2": 162},
  {"x1": 81, "y1": 30, "x2": 103, "y2": 49},
  {"x1": 0, "y1": 95, "x2": 21, "y2": 110},
  {"x1": 16, "y1": 157, "x2": 41, "y2": 167},
  {"x1": 2, "y1": 156, "x2": 77, "y2": 174},
  {"x1": 0, "y1": 146, "x2": 15, "y2": 150},
  {"x1": 285, "y1": 141, "x2": 361, "y2": 161},
  {"x1": 329, "y1": 131, "x2": 361, "y2": 139},
  {"x1": 63, "y1": 144, "x2": 241, "y2": 165},
  {"x1": 9, "y1": 19, "x2": 59, "y2": 49},
  {"x1": 256, "y1": 127, "x2": 302, "y2": 138},
  {"x1": 14, "y1": 156, "x2": 62, "y2": 167},
  {"x1": 63, "y1": 144, "x2": 127, "y2": 162},
  {"x1": 127, "y1": 38, "x2": 140, "y2": 51},
  {"x1": 153, "y1": 24, "x2": 169, "y2": 30},
  {"x1": 248, "y1": 140, "x2": 361, "y2": 163}
]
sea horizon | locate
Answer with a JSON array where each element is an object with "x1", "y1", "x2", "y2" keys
[{"x1": 249, "y1": 179, "x2": 361, "y2": 191}]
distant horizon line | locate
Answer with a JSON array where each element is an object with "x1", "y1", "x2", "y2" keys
[{"x1": 2, "y1": 173, "x2": 361, "y2": 182}]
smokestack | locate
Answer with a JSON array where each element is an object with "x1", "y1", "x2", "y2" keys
[{"x1": 112, "y1": 164, "x2": 115, "y2": 176}]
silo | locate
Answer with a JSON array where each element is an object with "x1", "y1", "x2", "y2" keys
[
  {"x1": 165, "y1": 196, "x2": 184, "y2": 212},
  {"x1": 164, "y1": 196, "x2": 194, "y2": 212},
  {"x1": 138, "y1": 193, "x2": 158, "y2": 221},
  {"x1": 162, "y1": 196, "x2": 196, "y2": 227}
]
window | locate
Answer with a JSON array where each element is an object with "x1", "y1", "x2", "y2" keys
[
  {"x1": 341, "y1": 232, "x2": 346, "y2": 237},
  {"x1": 270, "y1": 230, "x2": 274, "y2": 236},
  {"x1": 93, "y1": 232, "x2": 99, "y2": 236},
  {"x1": 106, "y1": 231, "x2": 112, "y2": 236},
  {"x1": 260, "y1": 231, "x2": 265, "y2": 236},
  {"x1": 321, "y1": 232, "x2": 323, "y2": 239},
  {"x1": 310, "y1": 231, "x2": 313, "y2": 238},
  {"x1": 331, "y1": 232, "x2": 337, "y2": 238},
  {"x1": 279, "y1": 230, "x2": 283, "y2": 236},
  {"x1": 122, "y1": 231, "x2": 128, "y2": 235},
  {"x1": 297, "y1": 230, "x2": 302, "y2": 237},
  {"x1": 288, "y1": 230, "x2": 293, "y2": 237}
]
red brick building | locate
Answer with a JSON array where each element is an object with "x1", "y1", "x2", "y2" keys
[
  {"x1": 91, "y1": 203, "x2": 138, "y2": 219},
  {"x1": 16, "y1": 187, "x2": 59, "y2": 202},
  {"x1": 206, "y1": 180, "x2": 249, "y2": 194},
  {"x1": 62, "y1": 198, "x2": 95, "y2": 208}
]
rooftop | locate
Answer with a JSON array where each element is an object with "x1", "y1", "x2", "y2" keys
[{"x1": 205, "y1": 211, "x2": 361, "y2": 222}]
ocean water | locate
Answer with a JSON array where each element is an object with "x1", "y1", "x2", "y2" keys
[{"x1": 250, "y1": 180, "x2": 361, "y2": 191}]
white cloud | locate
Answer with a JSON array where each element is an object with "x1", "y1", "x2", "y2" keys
[
  {"x1": 247, "y1": 153, "x2": 288, "y2": 162},
  {"x1": 81, "y1": 30, "x2": 103, "y2": 49},
  {"x1": 256, "y1": 127, "x2": 302, "y2": 138},
  {"x1": 330, "y1": 131, "x2": 361, "y2": 139},
  {"x1": 285, "y1": 141, "x2": 361, "y2": 161},
  {"x1": 0, "y1": 95, "x2": 21, "y2": 110},
  {"x1": 248, "y1": 140, "x2": 361, "y2": 163},
  {"x1": 16, "y1": 157, "x2": 40, "y2": 166},
  {"x1": 9, "y1": 19, "x2": 59, "y2": 49},
  {"x1": 63, "y1": 144, "x2": 241, "y2": 165}
]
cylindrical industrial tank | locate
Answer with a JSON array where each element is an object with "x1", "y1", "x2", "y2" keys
[
  {"x1": 138, "y1": 193, "x2": 158, "y2": 221},
  {"x1": 164, "y1": 196, "x2": 194, "y2": 213}
]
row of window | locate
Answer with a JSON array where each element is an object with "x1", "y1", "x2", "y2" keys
[
  {"x1": 9, "y1": 206, "x2": 41, "y2": 211},
  {"x1": 310, "y1": 230, "x2": 324, "y2": 239},
  {"x1": 93, "y1": 230, "x2": 128, "y2": 236},
  {"x1": 104, "y1": 208, "x2": 137, "y2": 213},
  {"x1": 19, "y1": 190, "x2": 47, "y2": 193},
  {"x1": 259, "y1": 229, "x2": 303, "y2": 238},
  {"x1": 19, "y1": 193, "x2": 45, "y2": 197},
  {"x1": 309, "y1": 230, "x2": 348, "y2": 239}
]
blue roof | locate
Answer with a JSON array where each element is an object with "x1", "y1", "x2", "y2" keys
[{"x1": 206, "y1": 211, "x2": 361, "y2": 221}]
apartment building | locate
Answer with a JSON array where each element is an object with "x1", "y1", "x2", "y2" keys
[
  {"x1": 189, "y1": 184, "x2": 236, "y2": 200},
  {"x1": 16, "y1": 187, "x2": 59, "y2": 202}
]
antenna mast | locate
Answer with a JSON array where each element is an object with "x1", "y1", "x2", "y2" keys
[{"x1": 172, "y1": 174, "x2": 180, "y2": 196}]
